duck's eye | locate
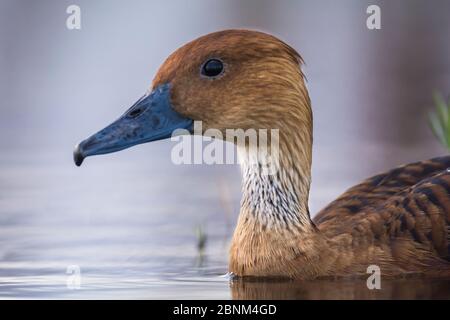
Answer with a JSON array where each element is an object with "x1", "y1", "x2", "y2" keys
[
  {"x1": 127, "y1": 107, "x2": 144, "y2": 118},
  {"x1": 201, "y1": 59, "x2": 224, "y2": 78}
]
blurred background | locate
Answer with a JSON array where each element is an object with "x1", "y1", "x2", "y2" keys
[{"x1": 0, "y1": 0, "x2": 449, "y2": 298}]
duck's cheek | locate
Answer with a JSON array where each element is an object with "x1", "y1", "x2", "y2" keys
[{"x1": 73, "y1": 83, "x2": 193, "y2": 166}]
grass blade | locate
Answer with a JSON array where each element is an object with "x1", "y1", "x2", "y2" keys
[{"x1": 428, "y1": 91, "x2": 450, "y2": 152}]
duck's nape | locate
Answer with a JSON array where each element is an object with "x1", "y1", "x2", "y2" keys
[{"x1": 73, "y1": 29, "x2": 450, "y2": 279}]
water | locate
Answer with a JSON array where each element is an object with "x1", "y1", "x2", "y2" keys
[
  {"x1": 1, "y1": 0, "x2": 450, "y2": 300},
  {"x1": 1, "y1": 144, "x2": 449, "y2": 299},
  {"x1": 0, "y1": 144, "x2": 235, "y2": 299}
]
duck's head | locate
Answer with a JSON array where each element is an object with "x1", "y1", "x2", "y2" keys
[{"x1": 74, "y1": 29, "x2": 311, "y2": 166}]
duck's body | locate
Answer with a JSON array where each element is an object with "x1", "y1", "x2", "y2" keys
[
  {"x1": 231, "y1": 156, "x2": 450, "y2": 279},
  {"x1": 74, "y1": 30, "x2": 450, "y2": 279}
]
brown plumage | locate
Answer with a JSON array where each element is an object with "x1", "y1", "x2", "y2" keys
[
  {"x1": 313, "y1": 157, "x2": 450, "y2": 277},
  {"x1": 160, "y1": 30, "x2": 450, "y2": 279},
  {"x1": 76, "y1": 29, "x2": 450, "y2": 279}
]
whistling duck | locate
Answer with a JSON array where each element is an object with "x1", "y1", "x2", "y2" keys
[{"x1": 74, "y1": 30, "x2": 450, "y2": 279}]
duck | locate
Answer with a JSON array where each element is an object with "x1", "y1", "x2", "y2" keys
[{"x1": 73, "y1": 29, "x2": 450, "y2": 279}]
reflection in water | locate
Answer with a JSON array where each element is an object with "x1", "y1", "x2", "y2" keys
[
  {"x1": 230, "y1": 278, "x2": 450, "y2": 300},
  {"x1": 1, "y1": 148, "x2": 450, "y2": 299},
  {"x1": 2, "y1": 0, "x2": 450, "y2": 300}
]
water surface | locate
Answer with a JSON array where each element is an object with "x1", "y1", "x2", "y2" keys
[{"x1": 1, "y1": 145, "x2": 449, "y2": 299}]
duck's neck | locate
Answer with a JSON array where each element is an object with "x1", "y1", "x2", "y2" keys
[
  {"x1": 239, "y1": 136, "x2": 314, "y2": 233},
  {"x1": 229, "y1": 133, "x2": 332, "y2": 278}
]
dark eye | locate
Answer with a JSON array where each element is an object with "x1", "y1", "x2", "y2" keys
[
  {"x1": 201, "y1": 59, "x2": 224, "y2": 77},
  {"x1": 128, "y1": 107, "x2": 144, "y2": 118}
]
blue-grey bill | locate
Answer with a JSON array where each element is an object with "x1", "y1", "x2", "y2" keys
[{"x1": 73, "y1": 84, "x2": 193, "y2": 166}]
